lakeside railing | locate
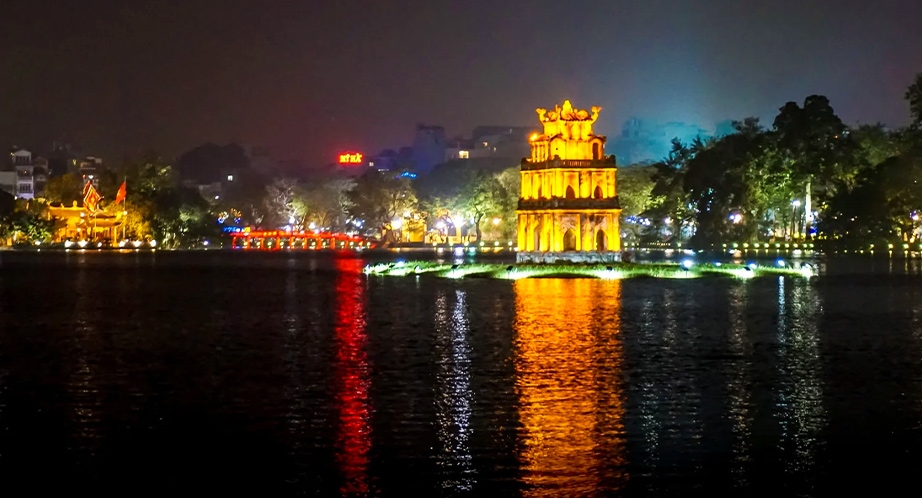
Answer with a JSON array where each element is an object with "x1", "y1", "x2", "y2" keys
[
  {"x1": 520, "y1": 158, "x2": 617, "y2": 171},
  {"x1": 517, "y1": 197, "x2": 621, "y2": 210}
]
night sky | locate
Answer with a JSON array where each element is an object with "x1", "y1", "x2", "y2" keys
[{"x1": 2, "y1": 0, "x2": 920, "y2": 168}]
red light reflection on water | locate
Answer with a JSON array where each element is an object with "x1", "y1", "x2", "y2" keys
[{"x1": 334, "y1": 258, "x2": 373, "y2": 495}]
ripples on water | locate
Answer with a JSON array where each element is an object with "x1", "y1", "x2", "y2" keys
[{"x1": 1, "y1": 252, "x2": 922, "y2": 496}]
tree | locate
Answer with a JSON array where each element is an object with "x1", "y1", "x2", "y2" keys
[
  {"x1": 346, "y1": 171, "x2": 417, "y2": 238},
  {"x1": 415, "y1": 162, "x2": 517, "y2": 242},
  {"x1": 682, "y1": 133, "x2": 755, "y2": 247},
  {"x1": 773, "y1": 95, "x2": 858, "y2": 197},
  {"x1": 221, "y1": 166, "x2": 267, "y2": 227},
  {"x1": 1, "y1": 199, "x2": 56, "y2": 244},
  {"x1": 819, "y1": 155, "x2": 922, "y2": 247},
  {"x1": 907, "y1": 72, "x2": 922, "y2": 128},
  {"x1": 43, "y1": 173, "x2": 84, "y2": 205},
  {"x1": 455, "y1": 170, "x2": 509, "y2": 243},
  {"x1": 643, "y1": 138, "x2": 704, "y2": 242},
  {"x1": 494, "y1": 166, "x2": 521, "y2": 240},
  {"x1": 294, "y1": 178, "x2": 353, "y2": 231},
  {"x1": 852, "y1": 123, "x2": 901, "y2": 172},
  {"x1": 617, "y1": 165, "x2": 656, "y2": 241},
  {"x1": 263, "y1": 177, "x2": 302, "y2": 228},
  {"x1": 147, "y1": 187, "x2": 220, "y2": 248},
  {"x1": 105, "y1": 152, "x2": 221, "y2": 247}
]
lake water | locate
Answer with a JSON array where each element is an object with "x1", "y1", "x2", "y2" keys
[{"x1": 1, "y1": 250, "x2": 921, "y2": 496}]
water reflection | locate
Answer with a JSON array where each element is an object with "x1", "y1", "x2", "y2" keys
[
  {"x1": 513, "y1": 279, "x2": 627, "y2": 496},
  {"x1": 333, "y1": 258, "x2": 374, "y2": 495},
  {"x1": 726, "y1": 283, "x2": 752, "y2": 489},
  {"x1": 70, "y1": 265, "x2": 102, "y2": 457},
  {"x1": 775, "y1": 276, "x2": 826, "y2": 488},
  {"x1": 913, "y1": 289, "x2": 922, "y2": 433},
  {"x1": 633, "y1": 286, "x2": 705, "y2": 493},
  {"x1": 433, "y1": 289, "x2": 475, "y2": 492},
  {"x1": 282, "y1": 265, "x2": 306, "y2": 458}
]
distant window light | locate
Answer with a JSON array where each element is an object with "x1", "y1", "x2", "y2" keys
[
  {"x1": 227, "y1": 174, "x2": 234, "y2": 181},
  {"x1": 368, "y1": 161, "x2": 375, "y2": 167},
  {"x1": 458, "y1": 150, "x2": 469, "y2": 159},
  {"x1": 482, "y1": 141, "x2": 488, "y2": 147}
]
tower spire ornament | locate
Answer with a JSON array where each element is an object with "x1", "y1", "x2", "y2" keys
[{"x1": 516, "y1": 100, "x2": 622, "y2": 263}]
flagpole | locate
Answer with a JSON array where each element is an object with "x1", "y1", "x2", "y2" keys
[{"x1": 123, "y1": 176, "x2": 127, "y2": 241}]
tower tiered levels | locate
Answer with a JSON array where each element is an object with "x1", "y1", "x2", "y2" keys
[{"x1": 516, "y1": 100, "x2": 622, "y2": 263}]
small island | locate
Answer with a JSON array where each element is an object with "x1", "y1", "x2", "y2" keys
[{"x1": 363, "y1": 260, "x2": 816, "y2": 280}]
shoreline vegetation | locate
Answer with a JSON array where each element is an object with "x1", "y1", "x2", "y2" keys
[
  {"x1": 362, "y1": 260, "x2": 816, "y2": 280},
  {"x1": 2, "y1": 74, "x2": 922, "y2": 253}
]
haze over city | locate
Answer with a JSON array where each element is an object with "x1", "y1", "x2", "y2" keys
[{"x1": 3, "y1": 0, "x2": 920, "y2": 166}]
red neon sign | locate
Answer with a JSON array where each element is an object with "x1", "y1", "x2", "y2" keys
[{"x1": 338, "y1": 152, "x2": 364, "y2": 165}]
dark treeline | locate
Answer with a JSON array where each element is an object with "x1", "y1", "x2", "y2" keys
[
  {"x1": 624, "y1": 72, "x2": 922, "y2": 251},
  {"x1": 4, "y1": 72, "x2": 921, "y2": 251}
]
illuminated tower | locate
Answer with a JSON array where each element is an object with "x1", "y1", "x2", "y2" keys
[{"x1": 516, "y1": 100, "x2": 621, "y2": 263}]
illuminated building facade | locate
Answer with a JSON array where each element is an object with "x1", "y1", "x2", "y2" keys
[
  {"x1": 516, "y1": 100, "x2": 621, "y2": 263},
  {"x1": 48, "y1": 201, "x2": 125, "y2": 242}
]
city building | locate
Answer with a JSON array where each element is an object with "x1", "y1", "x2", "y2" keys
[
  {"x1": 10, "y1": 149, "x2": 35, "y2": 199},
  {"x1": 243, "y1": 144, "x2": 277, "y2": 176},
  {"x1": 444, "y1": 138, "x2": 474, "y2": 161},
  {"x1": 469, "y1": 126, "x2": 535, "y2": 160},
  {"x1": 48, "y1": 201, "x2": 125, "y2": 243},
  {"x1": 74, "y1": 156, "x2": 103, "y2": 188},
  {"x1": 367, "y1": 147, "x2": 414, "y2": 173},
  {"x1": 516, "y1": 100, "x2": 621, "y2": 263},
  {"x1": 33, "y1": 157, "x2": 49, "y2": 197},
  {"x1": 610, "y1": 118, "x2": 711, "y2": 165},
  {"x1": 0, "y1": 171, "x2": 17, "y2": 197},
  {"x1": 47, "y1": 142, "x2": 75, "y2": 177},
  {"x1": 373, "y1": 123, "x2": 537, "y2": 174},
  {"x1": 411, "y1": 124, "x2": 447, "y2": 174}
]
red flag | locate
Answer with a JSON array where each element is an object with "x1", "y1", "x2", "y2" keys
[
  {"x1": 115, "y1": 181, "x2": 127, "y2": 205},
  {"x1": 83, "y1": 183, "x2": 101, "y2": 212}
]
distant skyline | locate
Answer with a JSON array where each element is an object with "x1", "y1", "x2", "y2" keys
[{"x1": 2, "y1": 0, "x2": 921, "y2": 167}]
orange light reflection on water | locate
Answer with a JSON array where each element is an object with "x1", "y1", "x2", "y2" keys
[{"x1": 513, "y1": 278, "x2": 628, "y2": 496}]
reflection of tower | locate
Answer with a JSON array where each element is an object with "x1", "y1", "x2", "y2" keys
[
  {"x1": 516, "y1": 100, "x2": 622, "y2": 263},
  {"x1": 433, "y1": 289, "x2": 475, "y2": 492},
  {"x1": 513, "y1": 279, "x2": 627, "y2": 495},
  {"x1": 333, "y1": 258, "x2": 373, "y2": 495}
]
